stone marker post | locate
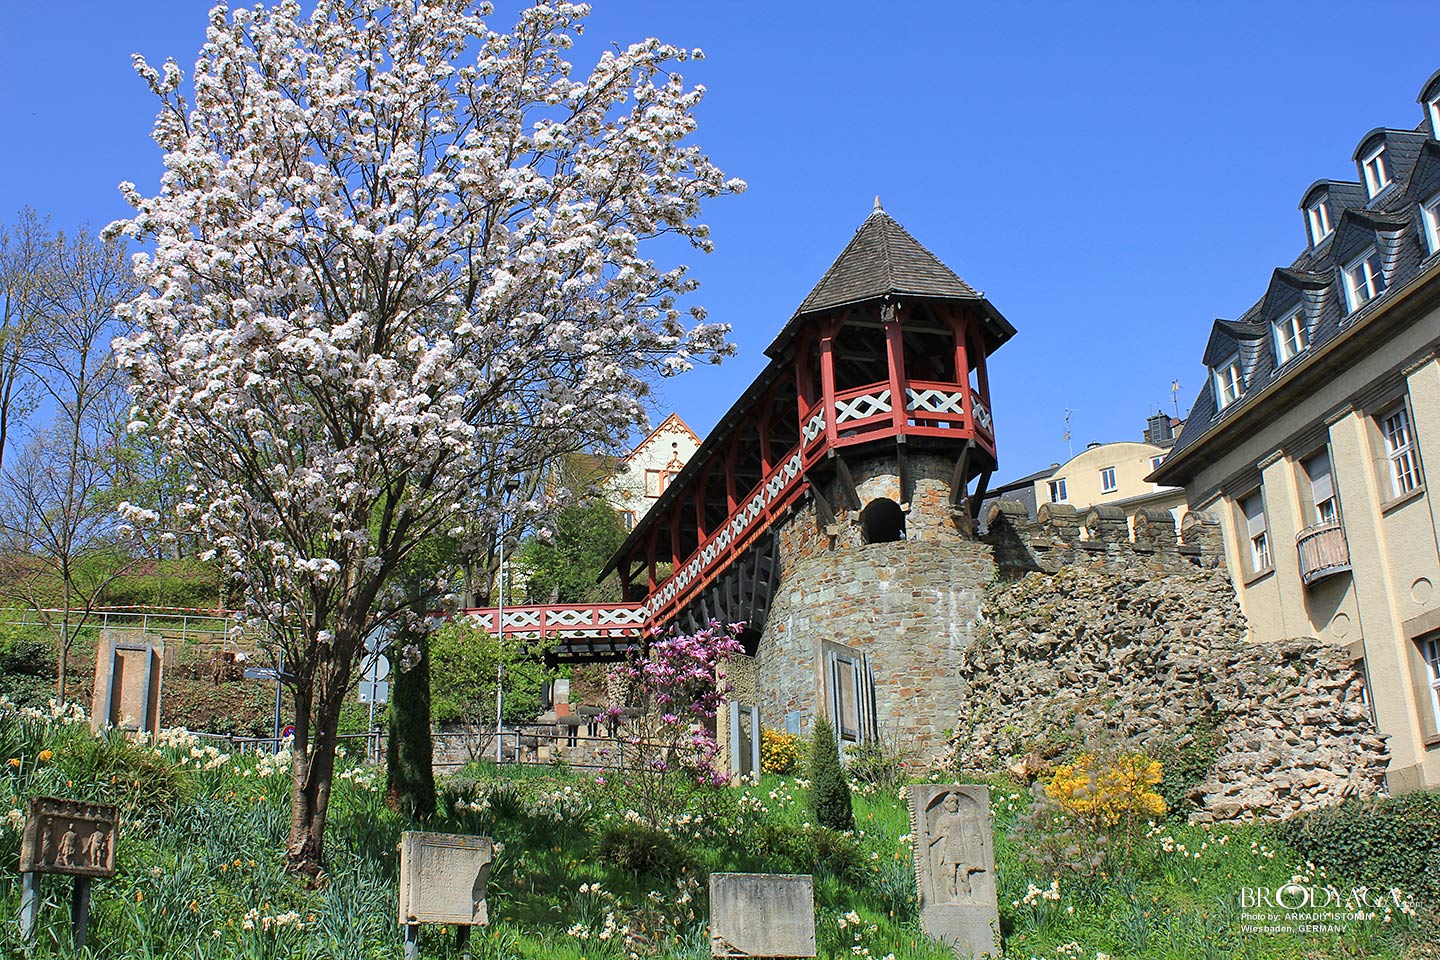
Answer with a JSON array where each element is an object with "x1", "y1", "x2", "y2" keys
[
  {"x1": 91, "y1": 630, "x2": 163, "y2": 735},
  {"x1": 906, "y1": 785, "x2": 999, "y2": 958},
  {"x1": 18, "y1": 796, "x2": 120, "y2": 949},
  {"x1": 709, "y1": 873, "x2": 816, "y2": 958},
  {"x1": 397, "y1": 831, "x2": 493, "y2": 959}
]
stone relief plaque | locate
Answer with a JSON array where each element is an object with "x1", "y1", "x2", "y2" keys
[
  {"x1": 709, "y1": 872, "x2": 816, "y2": 958},
  {"x1": 19, "y1": 797, "x2": 119, "y2": 878},
  {"x1": 907, "y1": 785, "x2": 998, "y2": 958},
  {"x1": 397, "y1": 831, "x2": 493, "y2": 926}
]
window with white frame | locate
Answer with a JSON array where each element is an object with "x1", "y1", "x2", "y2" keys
[
  {"x1": 1048, "y1": 478, "x2": 1068, "y2": 503},
  {"x1": 1241, "y1": 490, "x2": 1270, "y2": 571},
  {"x1": 1423, "y1": 636, "x2": 1440, "y2": 731},
  {"x1": 1273, "y1": 309, "x2": 1309, "y2": 364},
  {"x1": 1099, "y1": 466, "x2": 1117, "y2": 493},
  {"x1": 1361, "y1": 144, "x2": 1392, "y2": 198},
  {"x1": 1342, "y1": 247, "x2": 1388, "y2": 314},
  {"x1": 1213, "y1": 357, "x2": 1243, "y2": 409},
  {"x1": 1301, "y1": 448, "x2": 1339, "y2": 525},
  {"x1": 1306, "y1": 198, "x2": 1333, "y2": 245},
  {"x1": 1429, "y1": 95, "x2": 1440, "y2": 138},
  {"x1": 645, "y1": 468, "x2": 680, "y2": 497},
  {"x1": 1422, "y1": 191, "x2": 1440, "y2": 256},
  {"x1": 1380, "y1": 404, "x2": 1423, "y2": 498}
]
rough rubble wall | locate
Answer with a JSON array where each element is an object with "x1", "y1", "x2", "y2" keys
[{"x1": 945, "y1": 563, "x2": 1389, "y2": 822}]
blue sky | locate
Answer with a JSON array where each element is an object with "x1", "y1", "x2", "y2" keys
[{"x1": 2, "y1": 2, "x2": 1436, "y2": 482}]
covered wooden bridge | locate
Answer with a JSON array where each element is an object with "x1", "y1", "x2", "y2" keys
[{"x1": 464, "y1": 203, "x2": 1015, "y2": 662}]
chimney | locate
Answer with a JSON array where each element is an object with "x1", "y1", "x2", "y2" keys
[{"x1": 1145, "y1": 413, "x2": 1174, "y2": 446}]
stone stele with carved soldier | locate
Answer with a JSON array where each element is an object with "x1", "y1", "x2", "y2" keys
[
  {"x1": 20, "y1": 797, "x2": 119, "y2": 878},
  {"x1": 907, "y1": 785, "x2": 999, "y2": 958}
]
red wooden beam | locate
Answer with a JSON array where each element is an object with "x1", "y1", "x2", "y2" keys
[
  {"x1": 820, "y1": 318, "x2": 839, "y2": 446},
  {"x1": 884, "y1": 305, "x2": 907, "y2": 434}
]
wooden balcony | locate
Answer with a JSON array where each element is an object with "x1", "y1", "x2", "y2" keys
[{"x1": 1296, "y1": 520, "x2": 1351, "y2": 587}]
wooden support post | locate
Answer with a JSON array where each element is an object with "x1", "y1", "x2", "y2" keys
[
  {"x1": 758, "y1": 391, "x2": 774, "y2": 477},
  {"x1": 883, "y1": 303, "x2": 907, "y2": 434},
  {"x1": 694, "y1": 480, "x2": 708, "y2": 542},
  {"x1": 670, "y1": 508, "x2": 682, "y2": 570},
  {"x1": 820, "y1": 320, "x2": 839, "y2": 446},
  {"x1": 618, "y1": 559, "x2": 634, "y2": 602},
  {"x1": 972, "y1": 325, "x2": 992, "y2": 411},
  {"x1": 795, "y1": 338, "x2": 815, "y2": 429},
  {"x1": 951, "y1": 312, "x2": 974, "y2": 428},
  {"x1": 646, "y1": 529, "x2": 659, "y2": 591},
  {"x1": 896, "y1": 443, "x2": 910, "y2": 507},
  {"x1": 725, "y1": 435, "x2": 739, "y2": 513},
  {"x1": 19, "y1": 872, "x2": 38, "y2": 946},
  {"x1": 404, "y1": 923, "x2": 420, "y2": 959},
  {"x1": 71, "y1": 876, "x2": 92, "y2": 950},
  {"x1": 968, "y1": 469, "x2": 993, "y2": 520},
  {"x1": 949, "y1": 440, "x2": 975, "y2": 510},
  {"x1": 806, "y1": 473, "x2": 838, "y2": 531},
  {"x1": 832, "y1": 454, "x2": 862, "y2": 511},
  {"x1": 457, "y1": 924, "x2": 472, "y2": 960}
]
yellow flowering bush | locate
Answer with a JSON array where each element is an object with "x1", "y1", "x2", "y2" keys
[
  {"x1": 760, "y1": 728, "x2": 803, "y2": 775},
  {"x1": 1045, "y1": 752, "x2": 1167, "y2": 827}
]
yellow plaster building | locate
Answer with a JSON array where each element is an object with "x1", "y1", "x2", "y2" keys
[{"x1": 1154, "y1": 71, "x2": 1440, "y2": 792}]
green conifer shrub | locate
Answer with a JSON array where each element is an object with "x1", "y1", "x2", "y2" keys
[{"x1": 809, "y1": 714, "x2": 854, "y2": 832}]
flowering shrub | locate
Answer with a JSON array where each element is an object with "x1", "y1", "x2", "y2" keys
[
  {"x1": 1045, "y1": 752, "x2": 1167, "y2": 828},
  {"x1": 760, "y1": 727, "x2": 802, "y2": 774},
  {"x1": 602, "y1": 622, "x2": 743, "y2": 825},
  {"x1": 1011, "y1": 751, "x2": 1167, "y2": 879}
]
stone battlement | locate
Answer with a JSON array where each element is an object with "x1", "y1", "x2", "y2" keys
[{"x1": 982, "y1": 498, "x2": 1222, "y2": 577}]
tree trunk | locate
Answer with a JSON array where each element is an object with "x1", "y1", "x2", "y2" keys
[
  {"x1": 56, "y1": 628, "x2": 69, "y2": 702},
  {"x1": 387, "y1": 627, "x2": 436, "y2": 820},
  {"x1": 286, "y1": 685, "x2": 343, "y2": 877}
]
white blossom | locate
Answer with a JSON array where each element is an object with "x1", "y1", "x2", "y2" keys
[{"x1": 111, "y1": 0, "x2": 739, "y2": 869}]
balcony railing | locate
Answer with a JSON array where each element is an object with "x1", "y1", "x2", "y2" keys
[{"x1": 1296, "y1": 520, "x2": 1351, "y2": 586}]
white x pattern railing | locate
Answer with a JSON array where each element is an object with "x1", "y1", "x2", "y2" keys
[{"x1": 834, "y1": 389, "x2": 892, "y2": 424}]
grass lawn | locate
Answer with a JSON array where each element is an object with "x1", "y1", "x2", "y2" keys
[{"x1": 0, "y1": 700, "x2": 1435, "y2": 958}]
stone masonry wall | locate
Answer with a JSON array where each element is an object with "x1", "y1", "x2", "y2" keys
[
  {"x1": 715, "y1": 654, "x2": 758, "y2": 776},
  {"x1": 762, "y1": 529, "x2": 992, "y2": 764},
  {"x1": 944, "y1": 562, "x2": 1389, "y2": 821}
]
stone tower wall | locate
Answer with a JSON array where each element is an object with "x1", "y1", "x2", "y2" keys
[{"x1": 761, "y1": 453, "x2": 989, "y2": 762}]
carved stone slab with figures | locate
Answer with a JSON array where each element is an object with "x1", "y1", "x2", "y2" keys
[
  {"x1": 906, "y1": 784, "x2": 998, "y2": 958},
  {"x1": 19, "y1": 797, "x2": 119, "y2": 878}
]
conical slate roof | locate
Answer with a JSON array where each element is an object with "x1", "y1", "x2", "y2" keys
[{"x1": 794, "y1": 200, "x2": 981, "y2": 317}]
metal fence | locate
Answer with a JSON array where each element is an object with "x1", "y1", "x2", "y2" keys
[{"x1": 186, "y1": 723, "x2": 672, "y2": 776}]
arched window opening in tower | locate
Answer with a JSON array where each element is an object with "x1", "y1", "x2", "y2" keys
[{"x1": 861, "y1": 497, "x2": 906, "y2": 544}]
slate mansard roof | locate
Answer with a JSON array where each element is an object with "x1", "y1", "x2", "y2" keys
[{"x1": 1156, "y1": 76, "x2": 1440, "y2": 478}]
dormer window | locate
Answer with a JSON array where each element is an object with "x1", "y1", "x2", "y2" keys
[
  {"x1": 1213, "y1": 356, "x2": 1243, "y2": 410},
  {"x1": 1342, "y1": 247, "x2": 1387, "y2": 314},
  {"x1": 1306, "y1": 198, "x2": 1333, "y2": 245},
  {"x1": 1429, "y1": 93, "x2": 1440, "y2": 138},
  {"x1": 1273, "y1": 309, "x2": 1308, "y2": 364},
  {"x1": 1422, "y1": 191, "x2": 1440, "y2": 255},
  {"x1": 1361, "y1": 144, "x2": 1392, "y2": 198}
]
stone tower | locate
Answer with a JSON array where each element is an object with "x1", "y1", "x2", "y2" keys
[{"x1": 602, "y1": 203, "x2": 1015, "y2": 759}]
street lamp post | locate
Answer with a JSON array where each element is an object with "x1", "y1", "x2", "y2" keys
[{"x1": 495, "y1": 477, "x2": 521, "y2": 763}]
